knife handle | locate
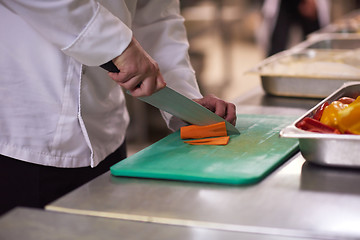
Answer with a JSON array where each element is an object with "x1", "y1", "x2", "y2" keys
[{"x1": 100, "y1": 61, "x2": 120, "y2": 73}]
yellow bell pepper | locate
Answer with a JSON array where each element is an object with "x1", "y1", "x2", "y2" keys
[
  {"x1": 320, "y1": 101, "x2": 348, "y2": 131},
  {"x1": 338, "y1": 101, "x2": 360, "y2": 134},
  {"x1": 352, "y1": 96, "x2": 360, "y2": 105},
  {"x1": 320, "y1": 96, "x2": 360, "y2": 134}
]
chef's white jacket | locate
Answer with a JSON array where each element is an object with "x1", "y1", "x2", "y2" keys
[{"x1": 0, "y1": 0, "x2": 202, "y2": 168}]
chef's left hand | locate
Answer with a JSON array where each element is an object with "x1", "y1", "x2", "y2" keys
[{"x1": 193, "y1": 95, "x2": 237, "y2": 126}]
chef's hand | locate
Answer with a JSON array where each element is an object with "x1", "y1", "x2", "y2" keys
[
  {"x1": 193, "y1": 95, "x2": 237, "y2": 126},
  {"x1": 108, "y1": 37, "x2": 166, "y2": 97}
]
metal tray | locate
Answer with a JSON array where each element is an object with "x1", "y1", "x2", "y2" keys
[
  {"x1": 308, "y1": 25, "x2": 360, "y2": 38},
  {"x1": 250, "y1": 35, "x2": 360, "y2": 98},
  {"x1": 302, "y1": 35, "x2": 360, "y2": 49},
  {"x1": 309, "y1": 11, "x2": 360, "y2": 37},
  {"x1": 280, "y1": 82, "x2": 360, "y2": 168}
]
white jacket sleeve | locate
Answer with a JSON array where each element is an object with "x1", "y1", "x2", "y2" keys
[
  {"x1": 0, "y1": 0, "x2": 132, "y2": 66},
  {"x1": 133, "y1": 0, "x2": 203, "y2": 130}
]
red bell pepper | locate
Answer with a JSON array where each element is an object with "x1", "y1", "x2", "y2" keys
[
  {"x1": 313, "y1": 102, "x2": 329, "y2": 121},
  {"x1": 337, "y1": 97, "x2": 355, "y2": 104},
  {"x1": 296, "y1": 117, "x2": 341, "y2": 134}
]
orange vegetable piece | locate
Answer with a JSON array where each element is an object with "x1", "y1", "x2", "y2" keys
[
  {"x1": 180, "y1": 122, "x2": 227, "y2": 139},
  {"x1": 184, "y1": 136, "x2": 230, "y2": 145}
]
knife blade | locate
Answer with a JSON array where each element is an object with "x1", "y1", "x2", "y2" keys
[
  {"x1": 100, "y1": 61, "x2": 240, "y2": 135},
  {"x1": 139, "y1": 87, "x2": 240, "y2": 135}
]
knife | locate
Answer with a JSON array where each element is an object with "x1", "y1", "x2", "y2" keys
[{"x1": 100, "y1": 61, "x2": 240, "y2": 135}]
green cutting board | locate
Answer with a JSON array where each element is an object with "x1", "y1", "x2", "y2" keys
[{"x1": 111, "y1": 114, "x2": 299, "y2": 185}]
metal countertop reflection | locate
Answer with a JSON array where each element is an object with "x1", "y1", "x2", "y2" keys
[{"x1": 2, "y1": 207, "x2": 319, "y2": 240}]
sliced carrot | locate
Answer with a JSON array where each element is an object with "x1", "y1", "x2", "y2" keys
[
  {"x1": 180, "y1": 122, "x2": 227, "y2": 139},
  {"x1": 184, "y1": 136, "x2": 230, "y2": 145}
]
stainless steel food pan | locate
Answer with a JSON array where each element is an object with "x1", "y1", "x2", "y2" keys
[
  {"x1": 305, "y1": 37, "x2": 360, "y2": 49},
  {"x1": 280, "y1": 82, "x2": 360, "y2": 168},
  {"x1": 291, "y1": 34, "x2": 360, "y2": 51},
  {"x1": 249, "y1": 35, "x2": 360, "y2": 98},
  {"x1": 261, "y1": 75, "x2": 354, "y2": 98},
  {"x1": 308, "y1": 25, "x2": 360, "y2": 38}
]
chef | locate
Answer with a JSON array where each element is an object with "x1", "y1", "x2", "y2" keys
[
  {"x1": 0, "y1": 0, "x2": 236, "y2": 215},
  {"x1": 257, "y1": 0, "x2": 330, "y2": 56}
]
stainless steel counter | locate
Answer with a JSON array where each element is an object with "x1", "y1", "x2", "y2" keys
[
  {"x1": 2, "y1": 207, "x2": 317, "y2": 240},
  {"x1": 46, "y1": 87, "x2": 360, "y2": 240}
]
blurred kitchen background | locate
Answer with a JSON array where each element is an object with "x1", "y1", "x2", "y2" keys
[{"x1": 126, "y1": 0, "x2": 360, "y2": 155}]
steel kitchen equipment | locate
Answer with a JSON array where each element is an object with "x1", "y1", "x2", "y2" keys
[
  {"x1": 280, "y1": 82, "x2": 360, "y2": 168},
  {"x1": 249, "y1": 35, "x2": 360, "y2": 98}
]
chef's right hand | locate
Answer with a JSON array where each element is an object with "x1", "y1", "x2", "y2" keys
[{"x1": 108, "y1": 37, "x2": 166, "y2": 97}]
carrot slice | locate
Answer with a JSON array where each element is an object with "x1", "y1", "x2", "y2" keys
[
  {"x1": 180, "y1": 122, "x2": 227, "y2": 139},
  {"x1": 184, "y1": 136, "x2": 230, "y2": 145}
]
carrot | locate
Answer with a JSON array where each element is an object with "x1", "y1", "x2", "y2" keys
[
  {"x1": 180, "y1": 122, "x2": 227, "y2": 139},
  {"x1": 184, "y1": 136, "x2": 230, "y2": 145}
]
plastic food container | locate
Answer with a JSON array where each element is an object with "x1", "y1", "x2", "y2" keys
[{"x1": 280, "y1": 82, "x2": 360, "y2": 168}]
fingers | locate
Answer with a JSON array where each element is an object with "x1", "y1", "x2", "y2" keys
[
  {"x1": 194, "y1": 95, "x2": 237, "y2": 126},
  {"x1": 130, "y1": 74, "x2": 166, "y2": 97},
  {"x1": 226, "y1": 103, "x2": 237, "y2": 126},
  {"x1": 130, "y1": 76, "x2": 156, "y2": 97},
  {"x1": 108, "y1": 71, "x2": 138, "y2": 89},
  {"x1": 109, "y1": 70, "x2": 166, "y2": 97},
  {"x1": 215, "y1": 100, "x2": 236, "y2": 126},
  {"x1": 155, "y1": 74, "x2": 167, "y2": 90}
]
